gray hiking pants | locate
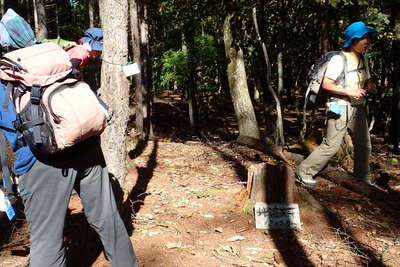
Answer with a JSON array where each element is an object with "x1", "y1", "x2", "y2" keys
[
  {"x1": 18, "y1": 148, "x2": 138, "y2": 267},
  {"x1": 297, "y1": 102, "x2": 371, "y2": 181}
]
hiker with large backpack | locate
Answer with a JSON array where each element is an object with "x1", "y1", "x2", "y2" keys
[
  {"x1": 296, "y1": 21, "x2": 377, "y2": 186},
  {"x1": 66, "y1": 27, "x2": 103, "y2": 79},
  {"x1": 0, "y1": 18, "x2": 138, "y2": 267}
]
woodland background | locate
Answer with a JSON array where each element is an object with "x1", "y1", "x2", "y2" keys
[
  {"x1": 0, "y1": 0, "x2": 399, "y2": 184},
  {"x1": 0, "y1": 1, "x2": 400, "y2": 266}
]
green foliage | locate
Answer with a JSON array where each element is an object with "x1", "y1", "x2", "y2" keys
[
  {"x1": 192, "y1": 34, "x2": 224, "y2": 93},
  {"x1": 159, "y1": 49, "x2": 190, "y2": 90}
]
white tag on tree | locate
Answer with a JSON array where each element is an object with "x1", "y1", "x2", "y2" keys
[{"x1": 123, "y1": 63, "x2": 140, "y2": 77}]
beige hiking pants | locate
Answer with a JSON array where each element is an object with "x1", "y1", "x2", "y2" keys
[{"x1": 297, "y1": 102, "x2": 371, "y2": 181}]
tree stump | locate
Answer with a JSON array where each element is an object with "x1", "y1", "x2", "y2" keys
[
  {"x1": 247, "y1": 163, "x2": 304, "y2": 229},
  {"x1": 247, "y1": 163, "x2": 295, "y2": 205}
]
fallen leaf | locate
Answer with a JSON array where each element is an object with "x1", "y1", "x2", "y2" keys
[{"x1": 227, "y1": 235, "x2": 246, "y2": 242}]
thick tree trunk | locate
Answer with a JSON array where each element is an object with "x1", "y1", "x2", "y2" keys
[
  {"x1": 223, "y1": 15, "x2": 260, "y2": 140},
  {"x1": 33, "y1": 0, "x2": 47, "y2": 40},
  {"x1": 320, "y1": 166, "x2": 399, "y2": 209},
  {"x1": 99, "y1": 0, "x2": 129, "y2": 183}
]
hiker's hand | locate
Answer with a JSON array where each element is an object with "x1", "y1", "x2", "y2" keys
[{"x1": 348, "y1": 89, "x2": 367, "y2": 99}]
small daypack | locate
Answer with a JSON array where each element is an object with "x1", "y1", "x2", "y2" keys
[{"x1": 0, "y1": 42, "x2": 111, "y2": 155}]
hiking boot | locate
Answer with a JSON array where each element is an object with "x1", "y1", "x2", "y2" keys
[{"x1": 295, "y1": 172, "x2": 318, "y2": 186}]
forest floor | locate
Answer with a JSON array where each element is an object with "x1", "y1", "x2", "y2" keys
[{"x1": 1, "y1": 91, "x2": 400, "y2": 267}]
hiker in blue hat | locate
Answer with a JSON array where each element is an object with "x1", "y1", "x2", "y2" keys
[
  {"x1": 296, "y1": 21, "x2": 377, "y2": 186},
  {"x1": 67, "y1": 27, "x2": 103, "y2": 78}
]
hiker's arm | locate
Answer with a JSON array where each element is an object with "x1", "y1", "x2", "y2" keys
[{"x1": 322, "y1": 77, "x2": 367, "y2": 98}]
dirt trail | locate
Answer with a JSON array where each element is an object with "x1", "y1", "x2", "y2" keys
[{"x1": 1, "y1": 140, "x2": 400, "y2": 266}]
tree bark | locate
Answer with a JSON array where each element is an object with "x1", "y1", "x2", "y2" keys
[
  {"x1": 87, "y1": 0, "x2": 95, "y2": 27},
  {"x1": 33, "y1": 0, "x2": 47, "y2": 40},
  {"x1": 132, "y1": 0, "x2": 152, "y2": 139},
  {"x1": 252, "y1": 7, "x2": 285, "y2": 144},
  {"x1": 319, "y1": 166, "x2": 400, "y2": 209},
  {"x1": 0, "y1": 0, "x2": 4, "y2": 17},
  {"x1": 223, "y1": 15, "x2": 260, "y2": 140},
  {"x1": 319, "y1": 0, "x2": 331, "y2": 54},
  {"x1": 99, "y1": 0, "x2": 129, "y2": 183},
  {"x1": 182, "y1": 32, "x2": 199, "y2": 136},
  {"x1": 390, "y1": 4, "x2": 400, "y2": 153}
]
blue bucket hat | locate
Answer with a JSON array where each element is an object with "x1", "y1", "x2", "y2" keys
[
  {"x1": 342, "y1": 21, "x2": 376, "y2": 48},
  {"x1": 79, "y1": 27, "x2": 103, "y2": 51}
]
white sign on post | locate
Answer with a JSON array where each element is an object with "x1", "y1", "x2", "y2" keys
[
  {"x1": 123, "y1": 63, "x2": 140, "y2": 77},
  {"x1": 254, "y1": 202, "x2": 301, "y2": 230}
]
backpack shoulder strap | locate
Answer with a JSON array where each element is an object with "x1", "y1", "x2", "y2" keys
[{"x1": 336, "y1": 51, "x2": 348, "y2": 87}]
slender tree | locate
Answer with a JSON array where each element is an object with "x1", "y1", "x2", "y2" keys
[
  {"x1": 223, "y1": 14, "x2": 260, "y2": 140},
  {"x1": 131, "y1": 0, "x2": 152, "y2": 139},
  {"x1": 390, "y1": 3, "x2": 400, "y2": 153},
  {"x1": 33, "y1": 0, "x2": 47, "y2": 40}
]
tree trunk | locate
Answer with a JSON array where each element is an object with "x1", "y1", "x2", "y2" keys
[
  {"x1": 182, "y1": 32, "x2": 199, "y2": 136},
  {"x1": 0, "y1": 0, "x2": 4, "y2": 17},
  {"x1": 319, "y1": 0, "x2": 331, "y2": 54},
  {"x1": 252, "y1": 7, "x2": 285, "y2": 144},
  {"x1": 223, "y1": 15, "x2": 260, "y2": 140},
  {"x1": 130, "y1": 0, "x2": 143, "y2": 136},
  {"x1": 99, "y1": 0, "x2": 129, "y2": 183},
  {"x1": 55, "y1": 0, "x2": 60, "y2": 38},
  {"x1": 277, "y1": 52, "x2": 283, "y2": 96},
  {"x1": 390, "y1": 4, "x2": 400, "y2": 153},
  {"x1": 87, "y1": 0, "x2": 95, "y2": 27},
  {"x1": 132, "y1": 0, "x2": 152, "y2": 139},
  {"x1": 320, "y1": 166, "x2": 399, "y2": 209},
  {"x1": 33, "y1": 0, "x2": 47, "y2": 40}
]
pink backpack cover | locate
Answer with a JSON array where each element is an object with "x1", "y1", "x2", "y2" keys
[{"x1": 0, "y1": 43, "x2": 110, "y2": 154}]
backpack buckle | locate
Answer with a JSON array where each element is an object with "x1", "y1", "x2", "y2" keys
[{"x1": 30, "y1": 84, "x2": 42, "y2": 105}]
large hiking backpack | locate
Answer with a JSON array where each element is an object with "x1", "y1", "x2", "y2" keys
[
  {"x1": 0, "y1": 42, "x2": 111, "y2": 155},
  {"x1": 300, "y1": 51, "x2": 348, "y2": 140}
]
